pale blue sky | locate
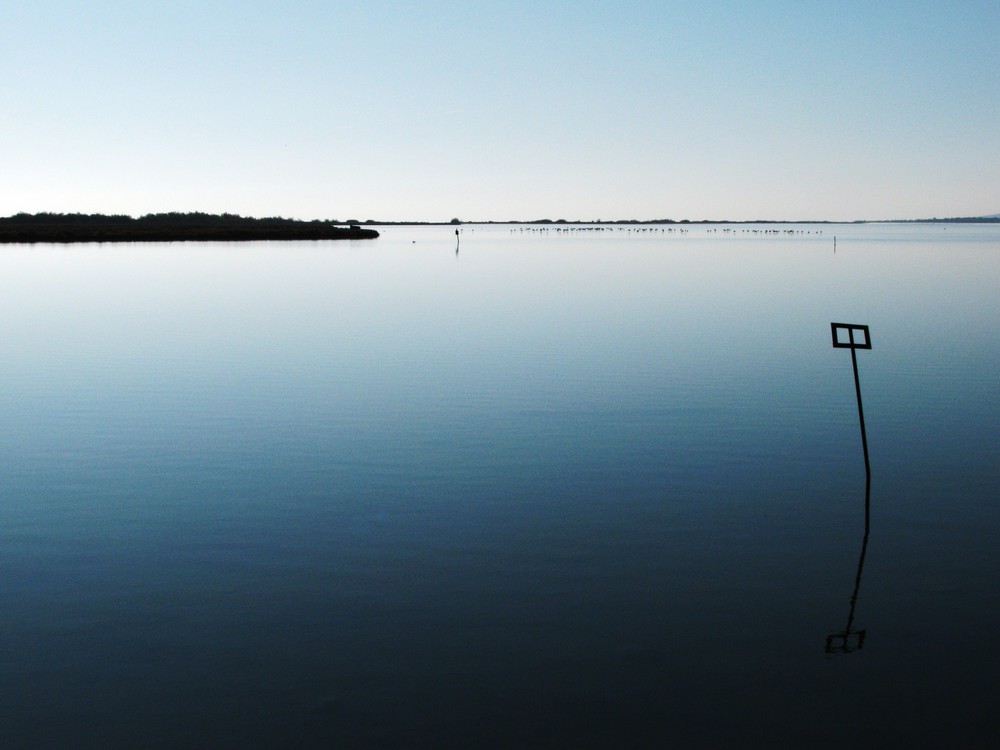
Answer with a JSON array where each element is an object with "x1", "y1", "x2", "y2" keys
[{"x1": 2, "y1": 1, "x2": 997, "y2": 221}]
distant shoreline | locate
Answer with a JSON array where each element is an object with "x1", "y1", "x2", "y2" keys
[
  {"x1": 2, "y1": 212, "x2": 996, "y2": 243},
  {"x1": 343, "y1": 217, "x2": 1000, "y2": 226},
  {"x1": 0, "y1": 212, "x2": 379, "y2": 244}
]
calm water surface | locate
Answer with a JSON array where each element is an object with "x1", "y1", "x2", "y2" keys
[{"x1": 1, "y1": 223, "x2": 998, "y2": 747}]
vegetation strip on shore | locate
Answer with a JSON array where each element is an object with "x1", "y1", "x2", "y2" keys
[{"x1": 0, "y1": 212, "x2": 379, "y2": 243}]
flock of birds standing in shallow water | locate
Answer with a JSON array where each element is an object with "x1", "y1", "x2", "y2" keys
[
  {"x1": 443, "y1": 226, "x2": 830, "y2": 251},
  {"x1": 505, "y1": 226, "x2": 824, "y2": 235}
]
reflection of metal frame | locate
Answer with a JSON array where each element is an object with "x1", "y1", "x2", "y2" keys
[
  {"x1": 831, "y1": 322, "x2": 871, "y2": 350},
  {"x1": 826, "y1": 628, "x2": 866, "y2": 654},
  {"x1": 825, "y1": 475, "x2": 871, "y2": 655}
]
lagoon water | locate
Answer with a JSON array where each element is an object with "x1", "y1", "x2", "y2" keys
[{"x1": 1, "y1": 223, "x2": 997, "y2": 747}]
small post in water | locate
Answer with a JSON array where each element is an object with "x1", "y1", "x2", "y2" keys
[{"x1": 831, "y1": 322, "x2": 872, "y2": 477}]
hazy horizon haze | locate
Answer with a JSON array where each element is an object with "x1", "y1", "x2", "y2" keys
[{"x1": 2, "y1": 1, "x2": 997, "y2": 222}]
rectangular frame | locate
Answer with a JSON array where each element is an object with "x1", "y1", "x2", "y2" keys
[{"x1": 831, "y1": 322, "x2": 872, "y2": 350}]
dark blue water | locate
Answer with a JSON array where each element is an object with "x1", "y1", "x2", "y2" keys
[{"x1": 1, "y1": 224, "x2": 997, "y2": 747}]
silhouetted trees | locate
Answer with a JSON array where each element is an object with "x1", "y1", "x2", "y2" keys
[{"x1": 0, "y1": 212, "x2": 379, "y2": 243}]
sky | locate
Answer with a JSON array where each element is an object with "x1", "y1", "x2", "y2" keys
[{"x1": 2, "y1": 1, "x2": 998, "y2": 222}]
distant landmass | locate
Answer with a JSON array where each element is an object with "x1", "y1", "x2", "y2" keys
[
  {"x1": 0, "y1": 212, "x2": 379, "y2": 243},
  {"x1": 2, "y1": 212, "x2": 997, "y2": 242},
  {"x1": 350, "y1": 215, "x2": 1000, "y2": 225},
  {"x1": 902, "y1": 214, "x2": 1000, "y2": 223}
]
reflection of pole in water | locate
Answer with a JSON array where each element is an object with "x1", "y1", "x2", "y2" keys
[
  {"x1": 826, "y1": 473, "x2": 871, "y2": 654},
  {"x1": 831, "y1": 322, "x2": 872, "y2": 478}
]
